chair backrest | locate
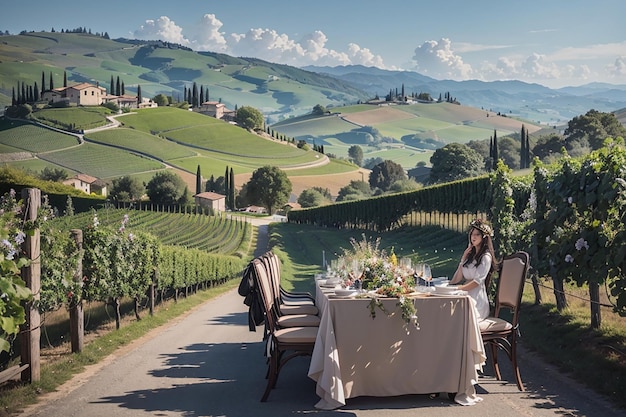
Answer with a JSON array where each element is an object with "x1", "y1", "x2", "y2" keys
[
  {"x1": 251, "y1": 258, "x2": 278, "y2": 331},
  {"x1": 493, "y1": 251, "x2": 530, "y2": 325},
  {"x1": 260, "y1": 252, "x2": 281, "y2": 304}
]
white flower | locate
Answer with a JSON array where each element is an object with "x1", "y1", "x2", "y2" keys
[
  {"x1": 14, "y1": 231, "x2": 26, "y2": 245},
  {"x1": 545, "y1": 236, "x2": 551, "y2": 243},
  {"x1": 575, "y1": 238, "x2": 589, "y2": 251},
  {"x1": 616, "y1": 178, "x2": 626, "y2": 188},
  {"x1": 565, "y1": 254, "x2": 574, "y2": 263},
  {"x1": 567, "y1": 196, "x2": 573, "y2": 204}
]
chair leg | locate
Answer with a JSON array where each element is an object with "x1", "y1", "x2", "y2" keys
[
  {"x1": 261, "y1": 350, "x2": 279, "y2": 402},
  {"x1": 489, "y1": 343, "x2": 502, "y2": 381},
  {"x1": 512, "y1": 342, "x2": 525, "y2": 391}
]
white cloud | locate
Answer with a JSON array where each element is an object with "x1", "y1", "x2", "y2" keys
[
  {"x1": 133, "y1": 14, "x2": 386, "y2": 68},
  {"x1": 134, "y1": 16, "x2": 189, "y2": 46},
  {"x1": 607, "y1": 56, "x2": 626, "y2": 77},
  {"x1": 411, "y1": 38, "x2": 473, "y2": 80},
  {"x1": 190, "y1": 14, "x2": 228, "y2": 52}
]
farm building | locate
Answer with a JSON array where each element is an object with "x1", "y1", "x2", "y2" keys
[
  {"x1": 196, "y1": 101, "x2": 236, "y2": 121},
  {"x1": 63, "y1": 173, "x2": 108, "y2": 196},
  {"x1": 42, "y1": 82, "x2": 107, "y2": 106},
  {"x1": 194, "y1": 191, "x2": 226, "y2": 212}
]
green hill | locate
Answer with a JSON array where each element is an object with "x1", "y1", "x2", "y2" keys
[
  {"x1": 0, "y1": 32, "x2": 368, "y2": 121},
  {"x1": 272, "y1": 102, "x2": 543, "y2": 168}
]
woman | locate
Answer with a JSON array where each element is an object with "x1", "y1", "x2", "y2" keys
[{"x1": 449, "y1": 218, "x2": 497, "y2": 321}]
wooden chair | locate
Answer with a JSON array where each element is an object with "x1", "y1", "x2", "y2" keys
[
  {"x1": 480, "y1": 251, "x2": 530, "y2": 391},
  {"x1": 250, "y1": 258, "x2": 317, "y2": 402},
  {"x1": 261, "y1": 252, "x2": 319, "y2": 316}
]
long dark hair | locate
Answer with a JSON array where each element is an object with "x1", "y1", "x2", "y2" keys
[{"x1": 463, "y1": 221, "x2": 497, "y2": 273}]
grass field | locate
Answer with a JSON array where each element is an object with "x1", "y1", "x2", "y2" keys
[
  {"x1": 271, "y1": 102, "x2": 544, "y2": 169},
  {"x1": 0, "y1": 119, "x2": 79, "y2": 152},
  {"x1": 31, "y1": 107, "x2": 112, "y2": 131},
  {"x1": 39, "y1": 142, "x2": 164, "y2": 178}
]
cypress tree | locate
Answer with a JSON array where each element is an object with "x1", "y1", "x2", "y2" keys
[
  {"x1": 49, "y1": 71, "x2": 54, "y2": 90},
  {"x1": 229, "y1": 167, "x2": 235, "y2": 210},
  {"x1": 137, "y1": 85, "x2": 142, "y2": 103},
  {"x1": 116, "y1": 76, "x2": 121, "y2": 96},
  {"x1": 520, "y1": 125, "x2": 526, "y2": 169},
  {"x1": 21, "y1": 82, "x2": 26, "y2": 104},
  {"x1": 41, "y1": 71, "x2": 46, "y2": 94},
  {"x1": 192, "y1": 82, "x2": 198, "y2": 107},
  {"x1": 11, "y1": 86, "x2": 16, "y2": 106},
  {"x1": 200, "y1": 85, "x2": 204, "y2": 104},
  {"x1": 526, "y1": 130, "x2": 530, "y2": 168},
  {"x1": 110, "y1": 75, "x2": 114, "y2": 95},
  {"x1": 196, "y1": 165, "x2": 202, "y2": 195},
  {"x1": 63, "y1": 70, "x2": 67, "y2": 87},
  {"x1": 492, "y1": 130, "x2": 499, "y2": 164},
  {"x1": 34, "y1": 82, "x2": 39, "y2": 102}
]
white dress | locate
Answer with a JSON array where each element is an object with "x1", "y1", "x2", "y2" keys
[{"x1": 461, "y1": 253, "x2": 491, "y2": 321}]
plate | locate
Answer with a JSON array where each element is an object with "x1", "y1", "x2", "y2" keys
[
  {"x1": 334, "y1": 289, "x2": 358, "y2": 297},
  {"x1": 434, "y1": 285, "x2": 461, "y2": 293}
]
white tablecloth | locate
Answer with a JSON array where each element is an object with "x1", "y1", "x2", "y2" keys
[{"x1": 308, "y1": 283, "x2": 486, "y2": 409}]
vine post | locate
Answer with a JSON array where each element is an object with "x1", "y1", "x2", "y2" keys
[
  {"x1": 70, "y1": 229, "x2": 84, "y2": 353},
  {"x1": 20, "y1": 188, "x2": 40, "y2": 383}
]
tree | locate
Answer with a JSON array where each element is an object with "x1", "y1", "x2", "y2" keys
[
  {"x1": 532, "y1": 133, "x2": 566, "y2": 162},
  {"x1": 429, "y1": 143, "x2": 484, "y2": 184},
  {"x1": 137, "y1": 85, "x2": 142, "y2": 104},
  {"x1": 369, "y1": 160, "x2": 406, "y2": 192},
  {"x1": 229, "y1": 167, "x2": 236, "y2": 210},
  {"x1": 39, "y1": 167, "x2": 68, "y2": 182},
  {"x1": 153, "y1": 94, "x2": 168, "y2": 107},
  {"x1": 244, "y1": 166, "x2": 292, "y2": 214},
  {"x1": 564, "y1": 109, "x2": 626, "y2": 150},
  {"x1": 336, "y1": 180, "x2": 372, "y2": 202},
  {"x1": 298, "y1": 189, "x2": 324, "y2": 208},
  {"x1": 235, "y1": 106, "x2": 264, "y2": 131},
  {"x1": 110, "y1": 176, "x2": 144, "y2": 202},
  {"x1": 312, "y1": 104, "x2": 326, "y2": 115},
  {"x1": 145, "y1": 171, "x2": 186, "y2": 205},
  {"x1": 195, "y1": 165, "x2": 202, "y2": 195},
  {"x1": 348, "y1": 145, "x2": 364, "y2": 166}
]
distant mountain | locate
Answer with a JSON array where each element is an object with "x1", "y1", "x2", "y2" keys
[{"x1": 303, "y1": 65, "x2": 626, "y2": 126}]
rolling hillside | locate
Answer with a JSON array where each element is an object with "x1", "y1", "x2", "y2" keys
[
  {"x1": 0, "y1": 32, "x2": 368, "y2": 122},
  {"x1": 0, "y1": 107, "x2": 363, "y2": 199},
  {"x1": 271, "y1": 101, "x2": 543, "y2": 169}
]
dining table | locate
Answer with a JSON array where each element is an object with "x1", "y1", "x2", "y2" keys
[{"x1": 308, "y1": 278, "x2": 486, "y2": 410}]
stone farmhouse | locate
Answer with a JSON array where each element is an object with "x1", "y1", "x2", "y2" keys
[
  {"x1": 62, "y1": 173, "x2": 108, "y2": 197},
  {"x1": 196, "y1": 101, "x2": 236, "y2": 121},
  {"x1": 41, "y1": 82, "x2": 156, "y2": 109},
  {"x1": 194, "y1": 191, "x2": 226, "y2": 212}
]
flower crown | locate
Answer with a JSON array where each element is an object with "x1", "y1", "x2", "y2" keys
[{"x1": 469, "y1": 219, "x2": 494, "y2": 237}]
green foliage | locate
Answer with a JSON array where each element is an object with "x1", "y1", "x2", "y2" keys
[
  {"x1": 39, "y1": 167, "x2": 69, "y2": 182},
  {"x1": 235, "y1": 106, "x2": 264, "y2": 131},
  {"x1": 336, "y1": 180, "x2": 372, "y2": 202},
  {"x1": 312, "y1": 104, "x2": 326, "y2": 115},
  {"x1": 244, "y1": 165, "x2": 291, "y2": 214},
  {"x1": 369, "y1": 160, "x2": 406, "y2": 192},
  {"x1": 348, "y1": 145, "x2": 363, "y2": 166},
  {"x1": 297, "y1": 188, "x2": 328, "y2": 208},
  {"x1": 145, "y1": 170, "x2": 186, "y2": 205},
  {"x1": 110, "y1": 176, "x2": 144, "y2": 202},
  {"x1": 0, "y1": 190, "x2": 33, "y2": 352},
  {"x1": 152, "y1": 94, "x2": 168, "y2": 107},
  {"x1": 429, "y1": 143, "x2": 484, "y2": 184}
]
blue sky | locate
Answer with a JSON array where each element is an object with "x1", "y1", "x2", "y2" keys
[{"x1": 2, "y1": 0, "x2": 625, "y2": 88}]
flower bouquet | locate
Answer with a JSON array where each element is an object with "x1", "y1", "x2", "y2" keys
[{"x1": 332, "y1": 234, "x2": 419, "y2": 327}]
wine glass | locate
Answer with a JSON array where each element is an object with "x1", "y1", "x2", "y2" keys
[
  {"x1": 423, "y1": 264, "x2": 433, "y2": 291},
  {"x1": 351, "y1": 259, "x2": 364, "y2": 292},
  {"x1": 414, "y1": 263, "x2": 424, "y2": 291}
]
